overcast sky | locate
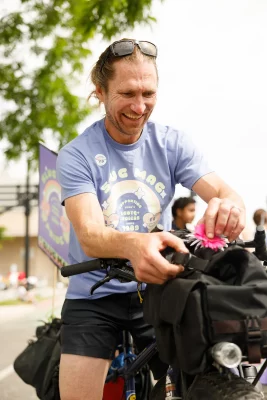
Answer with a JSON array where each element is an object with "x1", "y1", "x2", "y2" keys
[{"x1": 1, "y1": 0, "x2": 267, "y2": 233}]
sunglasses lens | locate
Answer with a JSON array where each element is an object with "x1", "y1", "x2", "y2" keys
[
  {"x1": 113, "y1": 41, "x2": 134, "y2": 56},
  {"x1": 139, "y1": 41, "x2": 157, "y2": 57}
]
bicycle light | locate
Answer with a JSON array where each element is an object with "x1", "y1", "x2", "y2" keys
[{"x1": 211, "y1": 342, "x2": 242, "y2": 368}]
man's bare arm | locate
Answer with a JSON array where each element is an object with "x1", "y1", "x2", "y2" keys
[
  {"x1": 65, "y1": 193, "x2": 127, "y2": 259},
  {"x1": 64, "y1": 193, "x2": 187, "y2": 283}
]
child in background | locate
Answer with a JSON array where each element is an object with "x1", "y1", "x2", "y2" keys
[{"x1": 171, "y1": 197, "x2": 196, "y2": 231}]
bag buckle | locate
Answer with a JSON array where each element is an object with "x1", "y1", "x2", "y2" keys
[{"x1": 245, "y1": 316, "x2": 262, "y2": 363}]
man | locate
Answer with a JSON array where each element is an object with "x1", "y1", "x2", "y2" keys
[
  {"x1": 56, "y1": 39, "x2": 245, "y2": 400},
  {"x1": 171, "y1": 196, "x2": 196, "y2": 230}
]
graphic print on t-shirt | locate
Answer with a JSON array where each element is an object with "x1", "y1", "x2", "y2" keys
[{"x1": 101, "y1": 179, "x2": 162, "y2": 233}]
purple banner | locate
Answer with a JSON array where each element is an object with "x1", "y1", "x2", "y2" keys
[{"x1": 38, "y1": 143, "x2": 70, "y2": 268}]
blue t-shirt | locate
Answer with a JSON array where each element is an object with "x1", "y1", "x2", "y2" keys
[{"x1": 56, "y1": 118, "x2": 213, "y2": 299}]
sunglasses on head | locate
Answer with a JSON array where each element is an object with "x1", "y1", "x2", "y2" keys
[{"x1": 99, "y1": 39, "x2": 157, "y2": 72}]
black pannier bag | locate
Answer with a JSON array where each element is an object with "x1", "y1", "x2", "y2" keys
[
  {"x1": 13, "y1": 318, "x2": 61, "y2": 400},
  {"x1": 143, "y1": 246, "x2": 267, "y2": 375}
]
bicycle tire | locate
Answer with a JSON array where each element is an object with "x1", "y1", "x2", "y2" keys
[{"x1": 186, "y1": 371, "x2": 264, "y2": 400}]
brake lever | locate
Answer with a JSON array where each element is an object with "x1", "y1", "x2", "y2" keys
[
  {"x1": 111, "y1": 265, "x2": 138, "y2": 283},
  {"x1": 90, "y1": 264, "x2": 138, "y2": 295},
  {"x1": 90, "y1": 275, "x2": 112, "y2": 295}
]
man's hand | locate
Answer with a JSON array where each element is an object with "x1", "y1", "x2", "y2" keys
[
  {"x1": 127, "y1": 231, "x2": 188, "y2": 284},
  {"x1": 198, "y1": 197, "x2": 246, "y2": 242}
]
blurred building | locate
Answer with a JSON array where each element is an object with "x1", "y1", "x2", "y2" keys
[{"x1": 0, "y1": 207, "x2": 58, "y2": 285}]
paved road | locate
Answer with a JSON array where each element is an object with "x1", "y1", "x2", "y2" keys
[{"x1": 0, "y1": 288, "x2": 65, "y2": 400}]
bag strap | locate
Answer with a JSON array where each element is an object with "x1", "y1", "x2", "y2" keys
[
  {"x1": 170, "y1": 252, "x2": 209, "y2": 273},
  {"x1": 245, "y1": 316, "x2": 262, "y2": 363},
  {"x1": 212, "y1": 317, "x2": 267, "y2": 363},
  {"x1": 212, "y1": 317, "x2": 267, "y2": 334},
  {"x1": 187, "y1": 254, "x2": 209, "y2": 272}
]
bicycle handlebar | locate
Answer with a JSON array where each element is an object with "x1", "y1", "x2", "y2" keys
[
  {"x1": 232, "y1": 225, "x2": 267, "y2": 262},
  {"x1": 60, "y1": 226, "x2": 267, "y2": 282},
  {"x1": 61, "y1": 259, "x2": 102, "y2": 277}
]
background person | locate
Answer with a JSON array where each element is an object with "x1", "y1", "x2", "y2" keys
[
  {"x1": 253, "y1": 208, "x2": 267, "y2": 228},
  {"x1": 253, "y1": 208, "x2": 267, "y2": 245},
  {"x1": 56, "y1": 38, "x2": 246, "y2": 400},
  {"x1": 171, "y1": 196, "x2": 196, "y2": 231}
]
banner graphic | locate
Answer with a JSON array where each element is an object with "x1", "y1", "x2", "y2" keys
[{"x1": 38, "y1": 144, "x2": 69, "y2": 268}]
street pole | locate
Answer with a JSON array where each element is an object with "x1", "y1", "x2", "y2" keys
[{"x1": 24, "y1": 160, "x2": 30, "y2": 278}]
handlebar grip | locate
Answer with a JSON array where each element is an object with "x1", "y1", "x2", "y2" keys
[{"x1": 61, "y1": 259, "x2": 102, "y2": 277}]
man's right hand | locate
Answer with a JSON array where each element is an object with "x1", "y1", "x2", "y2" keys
[{"x1": 127, "y1": 231, "x2": 188, "y2": 284}]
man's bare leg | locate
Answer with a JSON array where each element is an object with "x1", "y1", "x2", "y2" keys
[{"x1": 59, "y1": 354, "x2": 111, "y2": 400}]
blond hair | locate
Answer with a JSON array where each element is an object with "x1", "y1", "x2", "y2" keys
[{"x1": 88, "y1": 39, "x2": 158, "y2": 104}]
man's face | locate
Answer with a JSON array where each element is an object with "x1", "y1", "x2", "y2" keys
[
  {"x1": 96, "y1": 58, "x2": 158, "y2": 144},
  {"x1": 179, "y1": 203, "x2": 196, "y2": 224}
]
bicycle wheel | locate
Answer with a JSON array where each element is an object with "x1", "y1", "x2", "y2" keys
[{"x1": 186, "y1": 371, "x2": 263, "y2": 400}]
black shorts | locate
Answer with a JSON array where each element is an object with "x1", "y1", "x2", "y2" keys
[{"x1": 61, "y1": 291, "x2": 168, "y2": 379}]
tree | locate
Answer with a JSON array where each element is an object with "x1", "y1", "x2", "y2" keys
[
  {"x1": 0, "y1": 226, "x2": 9, "y2": 248},
  {"x1": 0, "y1": 0, "x2": 160, "y2": 162}
]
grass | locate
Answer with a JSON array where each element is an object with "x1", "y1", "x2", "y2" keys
[
  {"x1": 0, "y1": 295, "x2": 48, "y2": 306},
  {"x1": 0, "y1": 299, "x2": 24, "y2": 306}
]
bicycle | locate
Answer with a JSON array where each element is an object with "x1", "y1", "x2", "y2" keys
[
  {"x1": 61, "y1": 226, "x2": 267, "y2": 399},
  {"x1": 61, "y1": 257, "x2": 159, "y2": 399}
]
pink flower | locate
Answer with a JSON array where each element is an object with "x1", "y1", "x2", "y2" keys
[{"x1": 193, "y1": 224, "x2": 227, "y2": 250}]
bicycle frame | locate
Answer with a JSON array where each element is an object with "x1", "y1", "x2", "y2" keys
[{"x1": 105, "y1": 333, "x2": 157, "y2": 397}]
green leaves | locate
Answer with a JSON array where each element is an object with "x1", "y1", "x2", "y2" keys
[
  {"x1": 74, "y1": 0, "x2": 156, "y2": 39},
  {"x1": 0, "y1": 0, "x2": 158, "y2": 162},
  {"x1": 0, "y1": 226, "x2": 8, "y2": 247},
  {"x1": 0, "y1": 12, "x2": 24, "y2": 46}
]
